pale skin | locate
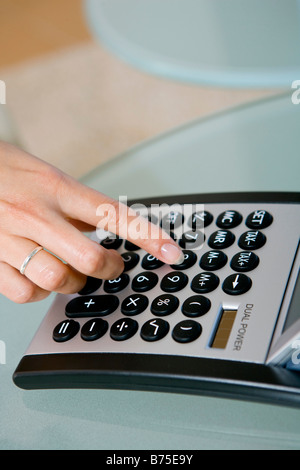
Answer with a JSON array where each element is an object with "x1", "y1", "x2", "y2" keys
[{"x1": 0, "y1": 141, "x2": 184, "y2": 304}]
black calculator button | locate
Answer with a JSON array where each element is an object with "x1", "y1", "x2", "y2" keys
[
  {"x1": 191, "y1": 272, "x2": 220, "y2": 293},
  {"x1": 141, "y1": 253, "x2": 164, "y2": 270},
  {"x1": 132, "y1": 272, "x2": 159, "y2": 292},
  {"x1": 104, "y1": 273, "x2": 130, "y2": 293},
  {"x1": 101, "y1": 236, "x2": 123, "y2": 250},
  {"x1": 65, "y1": 295, "x2": 119, "y2": 317},
  {"x1": 151, "y1": 294, "x2": 179, "y2": 316},
  {"x1": 172, "y1": 320, "x2": 202, "y2": 343},
  {"x1": 161, "y1": 211, "x2": 184, "y2": 230},
  {"x1": 53, "y1": 320, "x2": 80, "y2": 342},
  {"x1": 246, "y1": 210, "x2": 273, "y2": 229},
  {"x1": 208, "y1": 230, "x2": 235, "y2": 249},
  {"x1": 200, "y1": 250, "x2": 227, "y2": 271},
  {"x1": 222, "y1": 274, "x2": 252, "y2": 295},
  {"x1": 141, "y1": 318, "x2": 170, "y2": 342},
  {"x1": 179, "y1": 230, "x2": 205, "y2": 249},
  {"x1": 188, "y1": 210, "x2": 213, "y2": 229},
  {"x1": 168, "y1": 231, "x2": 177, "y2": 241},
  {"x1": 121, "y1": 294, "x2": 149, "y2": 316},
  {"x1": 216, "y1": 210, "x2": 242, "y2": 229},
  {"x1": 121, "y1": 252, "x2": 140, "y2": 271},
  {"x1": 110, "y1": 318, "x2": 138, "y2": 341},
  {"x1": 238, "y1": 230, "x2": 266, "y2": 250},
  {"x1": 170, "y1": 250, "x2": 197, "y2": 270},
  {"x1": 160, "y1": 271, "x2": 188, "y2": 292},
  {"x1": 124, "y1": 240, "x2": 141, "y2": 251},
  {"x1": 78, "y1": 276, "x2": 102, "y2": 295},
  {"x1": 230, "y1": 251, "x2": 259, "y2": 272},
  {"x1": 81, "y1": 319, "x2": 108, "y2": 341},
  {"x1": 182, "y1": 295, "x2": 211, "y2": 318}
]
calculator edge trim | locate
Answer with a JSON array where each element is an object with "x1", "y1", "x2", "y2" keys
[
  {"x1": 13, "y1": 353, "x2": 300, "y2": 407},
  {"x1": 126, "y1": 191, "x2": 300, "y2": 206}
]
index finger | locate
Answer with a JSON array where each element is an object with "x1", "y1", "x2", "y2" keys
[{"x1": 57, "y1": 177, "x2": 184, "y2": 265}]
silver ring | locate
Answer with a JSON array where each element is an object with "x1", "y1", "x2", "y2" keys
[{"x1": 20, "y1": 246, "x2": 44, "y2": 275}]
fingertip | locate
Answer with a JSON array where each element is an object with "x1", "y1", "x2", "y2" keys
[{"x1": 160, "y1": 243, "x2": 184, "y2": 265}]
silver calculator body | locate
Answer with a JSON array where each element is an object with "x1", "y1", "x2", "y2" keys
[{"x1": 13, "y1": 192, "x2": 300, "y2": 407}]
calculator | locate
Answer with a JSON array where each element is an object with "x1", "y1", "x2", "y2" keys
[{"x1": 13, "y1": 192, "x2": 300, "y2": 407}]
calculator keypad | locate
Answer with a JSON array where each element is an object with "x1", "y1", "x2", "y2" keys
[{"x1": 52, "y1": 206, "x2": 275, "y2": 351}]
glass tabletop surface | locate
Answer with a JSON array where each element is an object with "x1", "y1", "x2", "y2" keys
[
  {"x1": 82, "y1": 93, "x2": 300, "y2": 199},
  {"x1": 1, "y1": 94, "x2": 300, "y2": 450},
  {"x1": 85, "y1": 0, "x2": 300, "y2": 88}
]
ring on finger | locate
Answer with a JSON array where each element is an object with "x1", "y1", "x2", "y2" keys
[{"x1": 20, "y1": 246, "x2": 44, "y2": 275}]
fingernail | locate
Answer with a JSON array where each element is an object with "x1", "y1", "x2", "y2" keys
[{"x1": 161, "y1": 243, "x2": 184, "y2": 265}]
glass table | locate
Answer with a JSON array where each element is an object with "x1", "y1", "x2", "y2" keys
[
  {"x1": 82, "y1": 93, "x2": 299, "y2": 197},
  {"x1": 1, "y1": 93, "x2": 300, "y2": 449}
]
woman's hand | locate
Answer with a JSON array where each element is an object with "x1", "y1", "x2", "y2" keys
[{"x1": 0, "y1": 142, "x2": 183, "y2": 303}]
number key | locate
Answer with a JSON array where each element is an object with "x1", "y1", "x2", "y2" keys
[
  {"x1": 121, "y1": 252, "x2": 140, "y2": 271},
  {"x1": 160, "y1": 271, "x2": 188, "y2": 292},
  {"x1": 141, "y1": 253, "x2": 164, "y2": 270},
  {"x1": 104, "y1": 273, "x2": 130, "y2": 293},
  {"x1": 170, "y1": 250, "x2": 197, "y2": 270},
  {"x1": 132, "y1": 272, "x2": 159, "y2": 292}
]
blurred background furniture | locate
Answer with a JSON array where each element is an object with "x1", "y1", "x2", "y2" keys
[{"x1": 85, "y1": 0, "x2": 300, "y2": 88}]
